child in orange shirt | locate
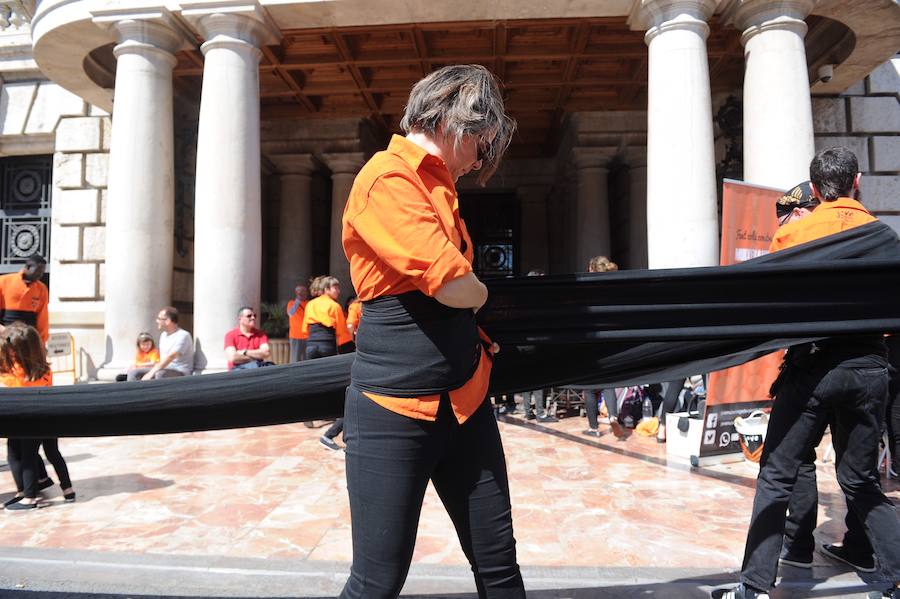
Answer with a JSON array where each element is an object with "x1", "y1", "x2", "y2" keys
[
  {"x1": 132, "y1": 332, "x2": 160, "y2": 369},
  {"x1": 2, "y1": 323, "x2": 75, "y2": 510}
]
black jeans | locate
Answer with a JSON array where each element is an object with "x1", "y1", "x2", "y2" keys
[
  {"x1": 741, "y1": 356, "x2": 900, "y2": 590},
  {"x1": 340, "y1": 387, "x2": 524, "y2": 599},
  {"x1": 888, "y1": 336, "x2": 900, "y2": 473},
  {"x1": 584, "y1": 389, "x2": 616, "y2": 429},
  {"x1": 41, "y1": 439, "x2": 72, "y2": 489},
  {"x1": 6, "y1": 438, "x2": 41, "y2": 498}
]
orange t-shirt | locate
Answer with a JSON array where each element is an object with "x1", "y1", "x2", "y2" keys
[
  {"x1": 286, "y1": 299, "x2": 308, "y2": 340},
  {"x1": 769, "y1": 197, "x2": 876, "y2": 252},
  {"x1": 342, "y1": 134, "x2": 492, "y2": 424},
  {"x1": 0, "y1": 273, "x2": 49, "y2": 342},
  {"x1": 134, "y1": 348, "x2": 160, "y2": 366},
  {"x1": 347, "y1": 300, "x2": 362, "y2": 333},
  {"x1": 300, "y1": 295, "x2": 352, "y2": 346},
  {"x1": 0, "y1": 365, "x2": 53, "y2": 387}
]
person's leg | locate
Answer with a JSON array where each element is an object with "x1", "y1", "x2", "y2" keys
[
  {"x1": 231, "y1": 361, "x2": 261, "y2": 371},
  {"x1": 126, "y1": 367, "x2": 152, "y2": 381},
  {"x1": 830, "y1": 365, "x2": 900, "y2": 584},
  {"x1": 323, "y1": 418, "x2": 344, "y2": 440},
  {"x1": 782, "y1": 417, "x2": 829, "y2": 563},
  {"x1": 289, "y1": 339, "x2": 300, "y2": 363},
  {"x1": 297, "y1": 339, "x2": 307, "y2": 361},
  {"x1": 40, "y1": 439, "x2": 72, "y2": 490},
  {"x1": 7, "y1": 438, "x2": 24, "y2": 493},
  {"x1": 584, "y1": 389, "x2": 599, "y2": 430},
  {"x1": 663, "y1": 379, "x2": 685, "y2": 414},
  {"x1": 739, "y1": 364, "x2": 829, "y2": 592},
  {"x1": 887, "y1": 336, "x2": 900, "y2": 474},
  {"x1": 431, "y1": 399, "x2": 525, "y2": 599},
  {"x1": 339, "y1": 387, "x2": 438, "y2": 599},
  {"x1": 153, "y1": 369, "x2": 185, "y2": 379},
  {"x1": 603, "y1": 388, "x2": 618, "y2": 419}
]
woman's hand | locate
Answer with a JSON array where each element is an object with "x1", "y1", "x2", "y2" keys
[{"x1": 435, "y1": 272, "x2": 488, "y2": 310}]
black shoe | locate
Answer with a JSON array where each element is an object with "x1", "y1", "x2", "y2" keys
[
  {"x1": 818, "y1": 543, "x2": 876, "y2": 573},
  {"x1": 319, "y1": 436, "x2": 340, "y2": 451},
  {"x1": 5, "y1": 500, "x2": 39, "y2": 511},
  {"x1": 63, "y1": 491, "x2": 76, "y2": 503},
  {"x1": 711, "y1": 583, "x2": 769, "y2": 599},
  {"x1": 582, "y1": 428, "x2": 601, "y2": 437},
  {"x1": 779, "y1": 546, "x2": 813, "y2": 569},
  {"x1": 867, "y1": 587, "x2": 899, "y2": 599},
  {"x1": 2, "y1": 495, "x2": 23, "y2": 508},
  {"x1": 536, "y1": 414, "x2": 558, "y2": 423},
  {"x1": 525, "y1": 412, "x2": 536, "y2": 420}
]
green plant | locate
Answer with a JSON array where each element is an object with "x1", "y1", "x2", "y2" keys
[{"x1": 260, "y1": 302, "x2": 289, "y2": 338}]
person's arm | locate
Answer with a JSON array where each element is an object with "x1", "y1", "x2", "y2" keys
[
  {"x1": 37, "y1": 287, "x2": 49, "y2": 343},
  {"x1": 244, "y1": 343, "x2": 270, "y2": 361},
  {"x1": 334, "y1": 305, "x2": 352, "y2": 346},
  {"x1": 434, "y1": 272, "x2": 488, "y2": 311},
  {"x1": 225, "y1": 345, "x2": 251, "y2": 365},
  {"x1": 287, "y1": 300, "x2": 300, "y2": 317}
]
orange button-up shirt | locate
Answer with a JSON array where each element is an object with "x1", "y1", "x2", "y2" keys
[
  {"x1": 0, "y1": 364, "x2": 52, "y2": 387},
  {"x1": 769, "y1": 197, "x2": 876, "y2": 252},
  {"x1": 286, "y1": 299, "x2": 308, "y2": 340},
  {"x1": 300, "y1": 295, "x2": 352, "y2": 346},
  {"x1": 0, "y1": 272, "x2": 49, "y2": 342},
  {"x1": 347, "y1": 299, "x2": 362, "y2": 334},
  {"x1": 342, "y1": 135, "x2": 492, "y2": 424}
]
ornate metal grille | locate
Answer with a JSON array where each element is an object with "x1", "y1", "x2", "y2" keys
[
  {"x1": 459, "y1": 192, "x2": 519, "y2": 279},
  {"x1": 0, "y1": 156, "x2": 52, "y2": 272}
]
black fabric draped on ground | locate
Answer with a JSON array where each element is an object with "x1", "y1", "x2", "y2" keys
[{"x1": 1, "y1": 221, "x2": 898, "y2": 438}]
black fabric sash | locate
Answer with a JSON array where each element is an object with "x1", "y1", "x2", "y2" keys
[
  {"x1": 0, "y1": 220, "x2": 897, "y2": 438},
  {"x1": 1, "y1": 309, "x2": 37, "y2": 327},
  {"x1": 352, "y1": 292, "x2": 479, "y2": 397},
  {"x1": 307, "y1": 323, "x2": 337, "y2": 344}
]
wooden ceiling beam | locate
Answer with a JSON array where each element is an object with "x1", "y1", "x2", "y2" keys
[
  {"x1": 260, "y1": 45, "x2": 318, "y2": 113},
  {"x1": 331, "y1": 29, "x2": 389, "y2": 130}
]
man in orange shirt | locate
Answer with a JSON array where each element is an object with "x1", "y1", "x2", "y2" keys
[
  {"x1": 720, "y1": 148, "x2": 900, "y2": 599},
  {"x1": 286, "y1": 284, "x2": 309, "y2": 362},
  {"x1": 0, "y1": 255, "x2": 49, "y2": 342}
]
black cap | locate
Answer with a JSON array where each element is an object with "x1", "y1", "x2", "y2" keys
[{"x1": 776, "y1": 181, "x2": 818, "y2": 219}]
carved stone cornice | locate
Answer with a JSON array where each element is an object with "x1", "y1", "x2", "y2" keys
[
  {"x1": 180, "y1": 0, "x2": 280, "y2": 49},
  {"x1": 0, "y1": 0, "x2": 34, "y2": 30},
  {"x1": 722, "y1": 0, "x2": 815, "y2": 44},
  {"x1": 628, "y1": 0, "x2": 717, "y2": 42}
]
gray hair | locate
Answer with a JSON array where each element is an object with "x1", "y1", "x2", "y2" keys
[{"x1": 400, "y1": 64, "x2": 516, "y2": 185}]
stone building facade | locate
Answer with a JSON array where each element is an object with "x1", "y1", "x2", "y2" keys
[{"x1": 0, "y1": 0, "x2": 897, "y2": 380}]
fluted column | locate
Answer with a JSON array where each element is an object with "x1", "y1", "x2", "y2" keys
[
  {"x1": 322, "y1": 153, "x2": 365, "y2": 300},
  {"x1": 630, "y1": 0, "x2": 719, "y2": 268},
  {"x1": 91, "y1": 10, "x2": 187, "y2": 379},
  {"x1": 626, "y1": 148, "x2": 649, "y2": 269},
  {"x1": 727, "y1": 0, "x2": 815, "y2": 188},
  {"x1": 270, "y1": 154, "x2": 316, "y2": 299},
  {"x1": 517, "y1": 185, "x2": 550, "y2": 275},
  {"x1": 572, "y1": 148, "x2": 613, "y2": 271},
  {"x1": 183, "y1": 4, "x2": 279, "y2": 372}
]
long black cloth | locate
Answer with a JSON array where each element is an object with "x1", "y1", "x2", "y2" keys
[{"x1": 1, "y1": 221, "x2": 897, "y2": 438}]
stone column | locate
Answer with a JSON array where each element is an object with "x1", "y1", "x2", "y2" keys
[
  {"x1": 517, "y1": 185, "x2": 551, "y2": 275},
  {"x1": 90, "y1": 10, "x2": 187, "y2": 379},
  {"x1": 322, "y1": 153, "x2": 365, "y2": 300},
  {"x1": 270, "y1": 154, "x2": 316, "y2": 300},
  {"x1": 183, "y1": 4, "x2": 279, "y2": 372},
  {"x1": 630, "y1": 0, "x2": 719, "y2": 268},
  {"x1": 728, "y1": 0, "x2": 815, "y2": 189},
  {"x1": 626, "y1": 148, "x2": 649, "y2": 270},
  {"x1": 572, "y1": 148, "x2": 612, "y2": 271}
]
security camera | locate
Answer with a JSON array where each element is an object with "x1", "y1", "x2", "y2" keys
[{"x1": 818, "y1": 64, "x2": 834, "y2": 84}]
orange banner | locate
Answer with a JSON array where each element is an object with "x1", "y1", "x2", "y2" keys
[{"x1": 707, "y1": 180, "x2": 784, "y2": 409}]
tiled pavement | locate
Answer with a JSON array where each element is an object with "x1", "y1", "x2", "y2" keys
[{"x1": 0, "y1": 408, "x2": 897, "y2": 597}]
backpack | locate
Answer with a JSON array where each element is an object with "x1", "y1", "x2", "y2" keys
[{"x1": 618, "y1": 386, "x2": 647, "y2": 429}]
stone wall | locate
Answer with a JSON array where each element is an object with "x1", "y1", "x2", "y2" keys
[
  {"x1": 813, "y1": 54, "x2": 900, "y2": 231},
  {"x1": 49, "y1": 109, "x2": 111, "y2": 380}
]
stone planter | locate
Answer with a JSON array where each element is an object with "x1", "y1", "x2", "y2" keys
[{"x1": 268, "y1": 338, "x2": 290, "y2": 365}]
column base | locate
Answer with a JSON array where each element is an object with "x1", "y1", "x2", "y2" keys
[{"x1": 95, "y1": 364, "x2": 131, "y2": 382}]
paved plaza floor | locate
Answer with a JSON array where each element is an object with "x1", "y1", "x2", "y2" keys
[{"x1": 1, "y1": 408, "x2": 897, "y2": 598}]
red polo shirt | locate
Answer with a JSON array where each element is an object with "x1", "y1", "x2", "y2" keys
[{"x1": 224, "y1": 327, "x2": 269, "y2": 370}]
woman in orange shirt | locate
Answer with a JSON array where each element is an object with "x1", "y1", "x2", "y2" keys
[
  {"x1": 339, "y1": 65, "x2": 522, "y2": 598},
  {"x1": 2, "y1": 323, "x2": 75, "y2": 510}
]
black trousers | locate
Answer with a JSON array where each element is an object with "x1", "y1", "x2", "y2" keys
[
  {"x1": 340, "y1": 387, "x2": 524, "y2": 599},
  {"x1": 6, "y1": 438, "x2": 41, "y2": 498},
  {"x1": 888, "y1": 336, "x2": 900, "y2": 473},
  {"x1": 308, "y1": 339, "x2": 342, "y2": 438},
  {"x1": 741, "y1": 355, "x2": 900, "y2": 590},
  {"x1": 584, "y1": 389, "x2": 616, "y2": 429},
  {"x1": 41, "y1": 439, "x2": 72, "y2": 489}
]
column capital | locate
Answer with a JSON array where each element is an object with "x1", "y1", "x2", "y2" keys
[
  {"x1": 269, "y1": 153, "x2": 317, "y2": 177},
  {"x1": 92, "y1": 6, "x2": 194, "y2": 56},
  {"x1": 571, "y1": 147, "x2": 615, "y2": 171},
  {"x1": 628, "y1": 0, "x2": 717, "y2": 39},
  {"x1": 180, "y1": 0, "x2": 280, "y2": 51},
  {"x1": 322, "y1": 152, "x2": 367, "y2": 176},
  {"x1": 723, "y1": 0, "x2": 814, "y2": 43}
]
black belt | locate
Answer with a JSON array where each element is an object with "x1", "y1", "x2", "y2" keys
[{"x1": 0, "y1": 310, "x2": 37, "y2": 327}]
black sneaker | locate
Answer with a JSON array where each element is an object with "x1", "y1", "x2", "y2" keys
[
  {"x1": 711, "y1": 583, "x2": 769, "y2": 599},
  {"x1": 319, "y1": 436, "x2": 340, "y2": 451},
  {"x1": 818, "y1": 543, "x2": 876, "y2": 573},
  {"x1": 536, "y1": 414, "x2": 558, "y2": 423},
  {"x1": 779, "y1": 546, "x2": 813, "y2": 569},
  {"x1": 867, "y1": 587, "x2": 899, "y2": 599}
]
